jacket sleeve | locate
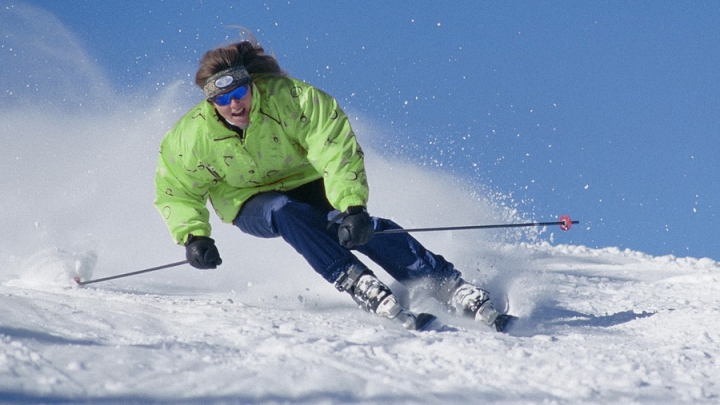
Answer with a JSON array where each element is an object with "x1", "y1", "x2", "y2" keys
[
  {"x1": 154, "y1": 132, "x2": 214, "y2": 245},
  {"x1": 295, "y1": 86, "x2": 369, "y2": 211}
]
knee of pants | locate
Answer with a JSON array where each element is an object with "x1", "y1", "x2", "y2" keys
[{"x1": 233, "y1": 193, "x2": 291, "y2": 238}]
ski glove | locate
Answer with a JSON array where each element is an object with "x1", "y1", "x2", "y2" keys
[
  {"x1": 337, "y1": 206, "x2": 374, "y2": 249},
  {"x1": 185, "y1": 234, "x2": 223, "y2": 269}
]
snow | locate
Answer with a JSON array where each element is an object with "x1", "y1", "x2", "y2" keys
[{"x1": 1, "y1": 241, "x2": 719, "y2": 404}]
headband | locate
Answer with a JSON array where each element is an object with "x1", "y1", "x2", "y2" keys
[{"x1": 203, "y1": 65, "x2": 251, "y2": 99}]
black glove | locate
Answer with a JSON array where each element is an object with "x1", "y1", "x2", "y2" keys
[
  {"x1": 337, "y1": 206, "x2": 374, "y2": 249},
  {"x1": 185, "y1": 234, "x2": 223, "y2": 269}
]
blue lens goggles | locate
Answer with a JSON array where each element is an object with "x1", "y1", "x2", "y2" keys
[{"x1": 211, "y1": 85, "x2": 249, "y2": 106}]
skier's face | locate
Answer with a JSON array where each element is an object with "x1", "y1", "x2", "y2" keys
[{"x1": 212, "y1": 85, "x2": 252, "y2": 129}]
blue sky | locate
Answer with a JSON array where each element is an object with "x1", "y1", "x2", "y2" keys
[{"x1": 4, "y1": 1, "x2": 719, "y2": 261}]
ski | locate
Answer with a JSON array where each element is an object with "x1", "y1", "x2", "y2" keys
[
  {"x1": 494, "y1": 314, "x2": 518, "y2": 333},
  {"x1": 395, "y1": 310, "x2": 440, "y2": 331}
]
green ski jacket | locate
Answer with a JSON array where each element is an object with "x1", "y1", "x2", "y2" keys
[{"x1": 154, "y1": 74, "x2": 369, "y2": 244}]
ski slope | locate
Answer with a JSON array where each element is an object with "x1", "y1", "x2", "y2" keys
[
  {"x1": 1, "y1": 146, "x2": 718, "y2": 403},
  {"x1": 1, "y1": 240, "x2": 718, "y2": 404}
]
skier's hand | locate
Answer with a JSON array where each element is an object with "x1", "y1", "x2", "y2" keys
[
  {"x1": 185, "y1": 234, "x2": 223, "y2": 269},
  {"x1": 338, "y1": 206, "x2": 374, "y2": 249}
]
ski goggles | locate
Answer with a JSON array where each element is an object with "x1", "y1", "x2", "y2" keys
[{"x1": 210, "y1": 84, "x2": 250, "y2": 106}]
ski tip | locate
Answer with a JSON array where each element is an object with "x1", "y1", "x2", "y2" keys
[
  {"x1": 414, "y1": 313, "x2": 439, "y2": 331},
  {"x1": 397, "y1": 312, "x2": 443, "y2": 332},
  {"x1": 73, "y1": 277, "x2": 83, "y2": 286},
  {"x1": 494, "y1": 314, "x2": 518, "y2": 333},
  {"x1": 411, "y1": 313, "x2": 460, "y2": 332}
]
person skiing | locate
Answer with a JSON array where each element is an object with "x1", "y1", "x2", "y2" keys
[{"x1": 154, "y1": 32, "x2": 513, "y2": 331}]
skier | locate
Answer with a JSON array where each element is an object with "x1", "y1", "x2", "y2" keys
[{"x1": 154, "y1": 32, "x2": 513, "y2": 331}]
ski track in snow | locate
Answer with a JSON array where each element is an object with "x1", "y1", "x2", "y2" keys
[{"x1": 1, "y1": 243, "x2": 719, "y2": 405}]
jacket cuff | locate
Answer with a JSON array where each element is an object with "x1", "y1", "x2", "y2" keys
[
  {"x1": 337, "y1": 196, "x2": 368, "y2": 213},
  {"x1": 345, "y1": 206, "x2": 367, "y2": 215},
  {"x1": 176, "y1": 228, "x2": 211, "y2": 245}
]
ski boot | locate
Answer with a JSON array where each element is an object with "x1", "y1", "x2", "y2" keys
[
  {"x1": 448, "y1": 278, "x2": 516, "y2": 332},
  {"x1": 335, "y1": 263, "x2": 437, "y2": 331}
]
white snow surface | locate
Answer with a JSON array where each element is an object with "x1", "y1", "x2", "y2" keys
[{"x1": 1, "y1": 241, "x2": 719, "y2": 405}]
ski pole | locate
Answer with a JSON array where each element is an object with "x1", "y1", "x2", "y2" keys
[
  {"x1": 375, "y1": 215, "x2": 578, "y2": 235},
  {"x1": 74, "y1": 260, "x2": 189, "y2": 286}
]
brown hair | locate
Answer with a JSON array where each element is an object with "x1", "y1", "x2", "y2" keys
[{"x1": 195, "y1": 30, "x2": 286, "y2": 89}]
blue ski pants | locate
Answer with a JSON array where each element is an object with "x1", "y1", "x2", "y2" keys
[{"x1": 232, "y1": 187, "x2": 461, "y2": 287}]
